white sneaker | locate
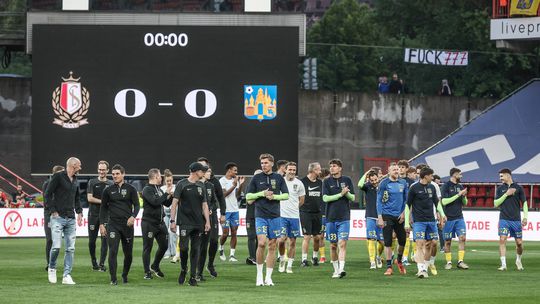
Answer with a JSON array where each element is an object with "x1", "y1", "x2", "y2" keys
[
  {"x1": 256, "y1": 278, "x2": 264, "y2": 286},
  {"x1": 171, "y1": 256, "x2": 179, "y2": 263},
  {"x1": 264, "y1": 279, "x2": 274, "y2": 286},
  {"x1": 219, "y1": 250, "x2": 226, "y2": 261},
  {"x1": 417, "y1": 270, "x2": 429, "y2": 278},
  {"x1": 516, "y1": 260, "x2": 524, "y2": 271},
  {"x1": 229, "y1": 255, "x2": 238, "y2": 262},
  {"x1": 376, "y1": 257, "x2": 382, "y2": 268},
  {"x1": 278, "y1": 260, "x2": 286, "y2": 273},
  {"x1": 62, "y1": 274, "x2": 76, "y2": 285},
  {"x1": 445, "y1": 262, "x2": 452, "y2": 270},
  {"x1": 48, "y1": 268, "x2": 57, "y2": 284},
  {"x1": 332, "y1": 272, "x2": 340, "y2": 278},
  {"x1": 286, "y1": 267, "x2": 293, "y2": 274},
  {"x1": 370, "y1": 262, "x2": 376, "y2": 269},
  {"x1": 498, "y1": 265, "x2": 507, "y2": 271}
]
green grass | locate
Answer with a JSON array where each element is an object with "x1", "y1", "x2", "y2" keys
[{"x1": 0, "y1": 238, "x2": 539, "y2": 303}]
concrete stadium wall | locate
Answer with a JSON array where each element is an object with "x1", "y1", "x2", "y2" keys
[{"x1": 0, "y1": 77, "x2": 497, "y2": 192}]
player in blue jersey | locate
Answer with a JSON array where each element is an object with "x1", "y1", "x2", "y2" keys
[
  {"x1": 495, "y1": 168, "x2": 528, "y2": 271},
  {"x1": 405, "y1": 167, "x2": 446, "y2": 278},
  {"x1": 246, "y1": 153, "x2": 289, "y2": 286},
  {"x1": 322, "y1": 159, "x2": 355, "y2": 278},
  {"x1": 359, "y1": 170, "x2": 384, "y2": 269},
  {"x1": 441, "y1": 167, "x2": 469, "y2": 270},
  {"x1": 377, "y1": 163, "x2": 408, "y2": 276}
]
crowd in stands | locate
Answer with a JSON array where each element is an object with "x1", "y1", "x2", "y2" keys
[{"x1": 0, "y1": 185, "x2": 40, "y2": 208}]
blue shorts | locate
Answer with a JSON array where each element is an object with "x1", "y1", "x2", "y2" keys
[
  {"x1": 366, "y1": 218, "x2": 383, "y2": 241},
  {"x1": 280, "y1": 217, "x2": 300, "y2": 238},
  {"x1": 326, "y1": 220, "x2": 350, "y2": 243},
  {"x1": 413, "y1": 221, "x2": 439, "y2": 241},
  {"x1": 255, "y1": 217, "x2": 281, "y2": 239},
  {"x1": 222, "y1": 212, "x2": 239, "y2": 228},
  {"x1": 499, "y1": 219, "x2": 522, "y2": 238},
  {"x1": 443, "y1": 219, "x2": 466, "y2": 240}
]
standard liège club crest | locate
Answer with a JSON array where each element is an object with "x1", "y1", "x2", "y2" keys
[{"x1": 52, "y1": 71, "x2": 90, "y2": 129}]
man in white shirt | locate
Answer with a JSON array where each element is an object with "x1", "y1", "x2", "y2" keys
[
  {"x1": 278, "y1": 162, "x2": 306, "y2": 274},
  {"x1": 219, "y1": 162, "x2": 245, "y2": 262}
]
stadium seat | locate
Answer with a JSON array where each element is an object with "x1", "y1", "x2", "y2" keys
[
  {"x1": 468, "y1": 186, "x2": 477, "y2": 197},
  {"x1": 485, "y1": 197, "x2": 494, "y2": 208},
  {"x1": 533, "y1": 186, "x2": 540, "y2": 200},
  {"x1": 475, "y1": 198, "x2": 485, "y2": 207},
  {"x1": 523, "y1": 185, "x2": 531, "y2": 200},
  {"x1": 476, "y1": 186, "x2": 487, "y2": 197}
]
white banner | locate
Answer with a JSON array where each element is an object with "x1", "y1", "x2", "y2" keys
[
  {"x1": 1, "y1": 208, "x2": 539, "y2": 241},
  {"x1": 491, "y1": 17, "x2": 540, "y2": 40},
  {"x1": 404, "y1": 48, "x2": 468, "y2": 66}
]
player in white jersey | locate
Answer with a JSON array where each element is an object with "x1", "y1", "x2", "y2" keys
[
  {"x1": 278, "y1": 162, "x2": 305, "y2": 273},
  {"x1": 219, "y1": 162, "x2": 245, "y2": 262}
]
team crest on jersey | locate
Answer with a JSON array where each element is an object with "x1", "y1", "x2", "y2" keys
[
  {"x1": 51, "y1": 71, "x2": 90, "y2": 129},
  {"x1": 382, "y1": 190, "x2": 389, "y2": 203},
  {"x1": 340, "y1": 182, "x2": 346, "y2": 189},
  {"x1": 197, "y1": 187, "x2": 203, "y2": 196},
  {"x1": 181, "y1": 230, "x2": 187, "y2": 236},
  {"x1": 121, "y1": 189, "x2": 127, "y2": 197},
  {"x1": 207, "y1": 189, "x2": 212, "y2": 198},
  {"x1": 110, "y1": 232, "x2": 115, "y2": 239},
  {"x1": 293, "y1": 184, "x2": 298, "y2": 191},
  {"x1": 148, "y1": 232, "x2": 153, "y2": 238},
  {"x1": 427, "y1": 188, "x2": 433, "y2": 197},
  {"x1": 399, "y1": 184, "x2": 404, "y2": 192},
  {"x1": 244, "y1": 85, "x2": 277, "y2": 122},
  {"x1": 271, "y1": 179, "x2": 277, "y2": 189}
]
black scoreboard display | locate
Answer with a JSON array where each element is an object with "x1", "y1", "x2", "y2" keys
[{"x1": 32, "y1": 25, "x2": 298, "y2": 175}]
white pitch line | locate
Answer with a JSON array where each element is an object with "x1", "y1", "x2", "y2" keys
[
  {"x1": 158, "y1": 103, "x2": 173, "y2": 106},
  {"x1": 470, "y1": 249, "x2": 540, "y2": 255}
]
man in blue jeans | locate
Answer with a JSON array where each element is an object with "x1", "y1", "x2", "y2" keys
[{"x1": 44, "y1": 157, "x2": 83, "y2": 285}]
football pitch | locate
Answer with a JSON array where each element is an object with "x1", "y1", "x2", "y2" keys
[{"x1": 1, "y1": 238, "x2": 538, "y2": 303}]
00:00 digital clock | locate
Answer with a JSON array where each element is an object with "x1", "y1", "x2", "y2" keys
[{"x1": 144, "y1": 33, "x2": 188, "y2": 47}]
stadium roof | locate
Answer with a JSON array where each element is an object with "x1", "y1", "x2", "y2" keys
[{"x1": 411, "y1": 79, "x2": 540, "y2": 183}]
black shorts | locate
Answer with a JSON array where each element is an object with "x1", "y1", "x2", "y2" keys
[
  {"x1": 300, "y1": 212, "x2": 322, "y2": 236},
  {"x1": 382, "y1": 215, "x2": 406, "y2": 247}
]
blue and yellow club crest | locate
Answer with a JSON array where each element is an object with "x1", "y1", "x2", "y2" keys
[{"x1": 244, "y1": 85, "x2": 277, "y2": 121}]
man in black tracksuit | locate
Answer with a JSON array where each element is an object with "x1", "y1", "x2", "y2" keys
[
  {"x1": 197, "y1": 167, "x2": 219, "y2": 281},
  {"x1": 141, "y1": 168, "x2": 173, "y2": 280},
  {"x1": 87, "y1": 161, "x2": 113, "y2": 272},
  {"x1": 197, "y1": 157, "x2": 226, "y2": 274},
  {"x1": 99, "y1": 164, "x2": 140, "y2": 285},
  {"x1": 170, "y1": 162, "x2": 211, "y2": 286},
  {"x1": 245, "y1": 169, "x2": 262, "y2": 265}
]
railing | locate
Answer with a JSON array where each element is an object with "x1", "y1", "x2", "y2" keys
[
  {"x1": 493, "y1": 0, "x2": 540, "y2": 18},
  {"x1": 0, "y1": 163, "x2": 43, "y2": 208}
]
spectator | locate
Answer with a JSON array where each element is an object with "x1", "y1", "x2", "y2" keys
[
  {"x1": 389, "y1": 73, "x2": 403, "y2": 94},
  {"x1": 440, "y1": 79, "x2": 452, "y2": 96},
  {"x1": 377, "y1": 76, "x2": 389, "y2": 93},
  {"x1": 11, "y1": 185, "x2": 27, "y2": 208},
  {"x1": 0, "y1": 189, "x2": 10, "y2": 207}
]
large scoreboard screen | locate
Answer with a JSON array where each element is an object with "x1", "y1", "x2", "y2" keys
[{"x1": 32, "y1": 25, "x2": 298, "y2": 175}]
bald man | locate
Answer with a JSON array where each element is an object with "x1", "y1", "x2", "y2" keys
[{"x1": 45, "y1": 157, "x2": 84, "y2": 285}]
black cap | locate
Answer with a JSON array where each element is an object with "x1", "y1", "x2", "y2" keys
[{"x1": 189, "y1": 162, "x2": 208, "y2": 173}]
